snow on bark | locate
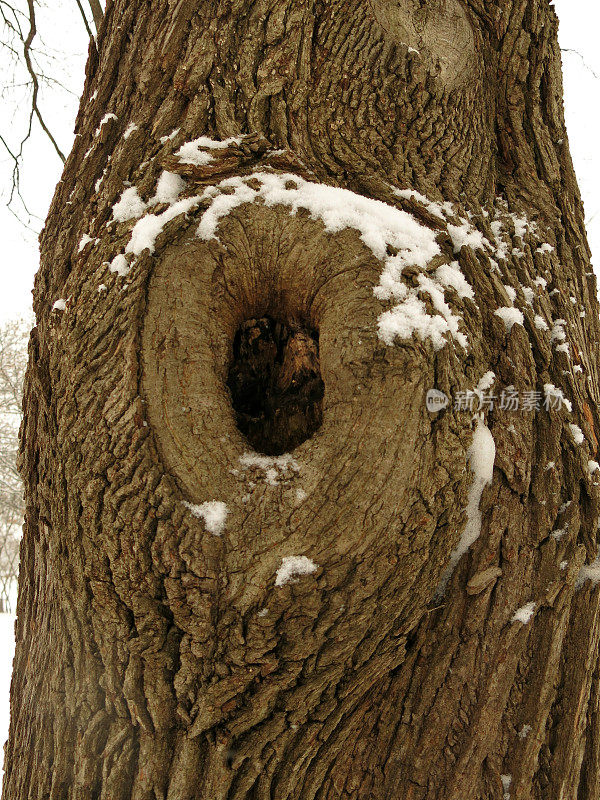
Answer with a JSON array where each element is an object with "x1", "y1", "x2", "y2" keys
[
  {"x1": 112, "y1": 187, "x2": 147, "y2": 222},
  {"x1": 182, "y1": 500, "x2": 229, "y2": 536},
  {"x1": 511, "y1": 602, "x2": 536, "y2": 624},
  {"x1": 275, "y1": 556, "x2": 318, "y2": 587},
  {"x1": 437, "y1": 415, "x2": 496, "y2": 595}
]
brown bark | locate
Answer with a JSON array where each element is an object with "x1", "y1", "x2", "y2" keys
[{"x1": 5, "y1": 1, "x2": 600, "y2": 799}]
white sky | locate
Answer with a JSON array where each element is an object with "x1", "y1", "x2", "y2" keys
[{"x1": 0, "y1": 1, "x2": 598, "y2": 323}]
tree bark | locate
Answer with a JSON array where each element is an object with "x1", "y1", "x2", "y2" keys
[{"x1": 5, "y1": 1, "x2": 600, "y2": 798}]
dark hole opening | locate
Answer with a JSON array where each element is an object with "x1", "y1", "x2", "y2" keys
[{"x1": 227, "y1": 316, "x2": 324, "y2": 456}]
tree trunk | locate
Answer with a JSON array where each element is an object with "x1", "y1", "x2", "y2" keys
[{"x1": 5, "y1": 1, "x2": 600, "y2": 798}]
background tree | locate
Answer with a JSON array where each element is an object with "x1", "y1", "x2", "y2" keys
[
  {"x1": 0, "y1": 318, "x2": 28, "y2": 613},
  {"x1": 4, "y1": 1, "x2": 600, "y2": 799},
  {"x1": 0, "y1": 0, "x2": 103, "y2": 214}
]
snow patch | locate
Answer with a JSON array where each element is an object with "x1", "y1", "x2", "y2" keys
[
  {"x1": 112, "y1": 187, "x2": 147, "y2": 222},
  {"x1": 495, "y1": 307, "x2": 524, "y2": 332},
  {"x1": 437, "y1": 417, "x2": 495, "y2": 594},
  {"x1": 544, "y1": 384, "x2": 572, "y2": 412},
  {"x1": 126, "y1": 196, "x2": 202, "y2": 256},
  {"x1": 447, "y1": 223, "x2": 487, "y2": 254},
  {"x1": 275, "y1": 556, "x2": 317, "y2": 587},
  {"x1": 95, "y1": 113, "x2": 117, "y2": 136},
  {"x1": 196, "y1": 173, "x2": 472, "y2": 351},
  {"x1": 512, "y1": 602, "x2": 536, "y2": 624},
  {"x1": 518, "y1": 724, "x2": 532, "y2": 739},
  {"x1": 239, "y1": 452, "x2": 300, "y2": 486},
  {"x1": 52, "y1": 299, "x2": 66, "y2": 312},
  {"x1": 123, "y1": 123, "x2": 138, "y2": 140},
  {"x1": 160, "y1": 128, "x2": 180, "y2": 143},
  {"x1": 551, "y1": 319, "x2": 567, "y2": 344},
  {"x1": 183, "y1": 500, "x2": 228, "y2": 536},
  {"x1": 150, "y1": 171, "x2": 187, "y2": 205},
  {"x1": 109, "y1": 254, "x2": 131, "y2": 277},
  {"x1": 78, "y1": 233, "x2": 97, "y2": 252},
  {"x1": 504, "y1": 285, "x2": 517, "y2": 304},
  {"x1": 576, "y1": 549, "x2": 600, "y2": 589},
  {"x1": 435, "y1": 262, "x2": 475, "y2": 299},
  {"x1": 569, "y1": 424, "x2": 585, "y2": 445},
  {"x1": 175, "y1": 135, "x2": 242, "y2": 166}
]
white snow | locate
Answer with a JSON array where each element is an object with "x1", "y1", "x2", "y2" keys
[
  {"x1": 115, "y1": 171, "x2": 475, "y2": 351},
  {"x1": 123, "y1": 123, "x2": 138, "y2": 140},
  {"x1": 551, "y1": 319, "x2": 567, "y2": 343},
  {"x1": 378, "y1": 293, "x2": 460, "y2": 351},
  {"x1": 150, "y1": 171, "x2": 187, "y2": 205},
  {"x1": 196, "y1": 172, "x2": 472, "y2": 351},
  {"x1": 95, "y1": 112, "x2": 117, "y2": 136},
  {"x1": 534, "y1": 315, "x2": 549, "y2": 331},
  {"x1": 275, "y1": 556, "x2": 317, "y2": 587},
  {"x1": 447, "y1": 222, "x2": 487, "y2": 253},
  {"x1": 112, "y1": 187, "x2": 147, "y2": 222},
  {"x1": 393, "y1": 187, "x2": 446, "y2": 220},
  {"x1": 435, "y1": 262, "x2": 475, "y2": 299},
  {"x1": 512, "y1": 602, "x2": 536, "y2": 624},
  {"x1": 78, "y1": 233, "x2": 96, "y2": 252},
  {"x1": 544, "y1": 384, "x2": 572, "y2": 412},
  {"x1": 183, "y1": 500, "x2": 228, "y2": 536},
  {"x1": 239, "y1": 452, "x2": 300, "y2": 485},
  {"x1": 537, "y1": 243, "x2": 554, "y2": 253},
  {"x1": 159, "y1": 128, "x2": 180, "y2": 143},
  {"x1": 437, "y1": 417, "x2": 495, "y2": 594},
  {"x1": 501, "y1": 774, "x2": 512, "y2": 800},
  {"x1": 588, "y1": 460, "x2": 600, "y2": 476},
  {"x1": 52, "y1": 299, "x2": 66, "y2": 311},
  {"x1": 576, "y1": 548, "x2": 600, "y2": 589},
  {"x1": 126, "y1": 196, "x2": 201, "y2": 255},
  {"x1": 477, "y1": 371, "x2": 496, "y2": 393},
  {"x1": 109, "y1": 254, "x2": 131, "y2": 277},
  {"x1": 534, "y1": 277, "x2": 548, "y2": 289},
  {"x1": 495, "y1": 307, "x2": 524, "y2": 332},
  {"x1": 175, "y1": 135, "x2": 242, "y2": 166},
  {"x1": 518, "y1": 724, "x2": 532, "y2": 739},
  {"x1": 504, "y1": 285, "x2": 517, "y2": 304},
  {"x1": 512, "y1": 214, "x2": 529, "y2": 239},
  {"x1": 522, "y1": 286, "x2": 534, "y2": 306},
  {"x1": 569, "y1": 423, "x2": 585, "y2": 445}
]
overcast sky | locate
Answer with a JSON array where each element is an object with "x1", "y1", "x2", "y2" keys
[{"x1": 0, "y1": 0, "x2": 598, "y2": 324}]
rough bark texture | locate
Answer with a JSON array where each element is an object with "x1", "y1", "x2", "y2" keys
[{"x1": 5, "y1": 1, "x2": 600, "y2": 799}]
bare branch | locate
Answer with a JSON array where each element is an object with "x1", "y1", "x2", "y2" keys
[
  {"x1": 23, "y1": 0, "x2": 66, "y2": 163},
  {"x1": 561, "y1": 47, "x2": 600, "y2": 81},
  {"x1": 87, "y1": 0, "x2": 103, "y2": 34},
  {"x1": 73, "y1": 0, "x2": 94, "y2": 40}
]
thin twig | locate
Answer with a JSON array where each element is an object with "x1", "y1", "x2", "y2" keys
[
  {"x1": 561, "y1": 48, "x2": 600, "y2": 81},
  {"x1": 23, "y1": 0, "x2": 66, "y2": 163},
  {"x1": 73, "y1": 0, "x2": 93, "y2": 40}
]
